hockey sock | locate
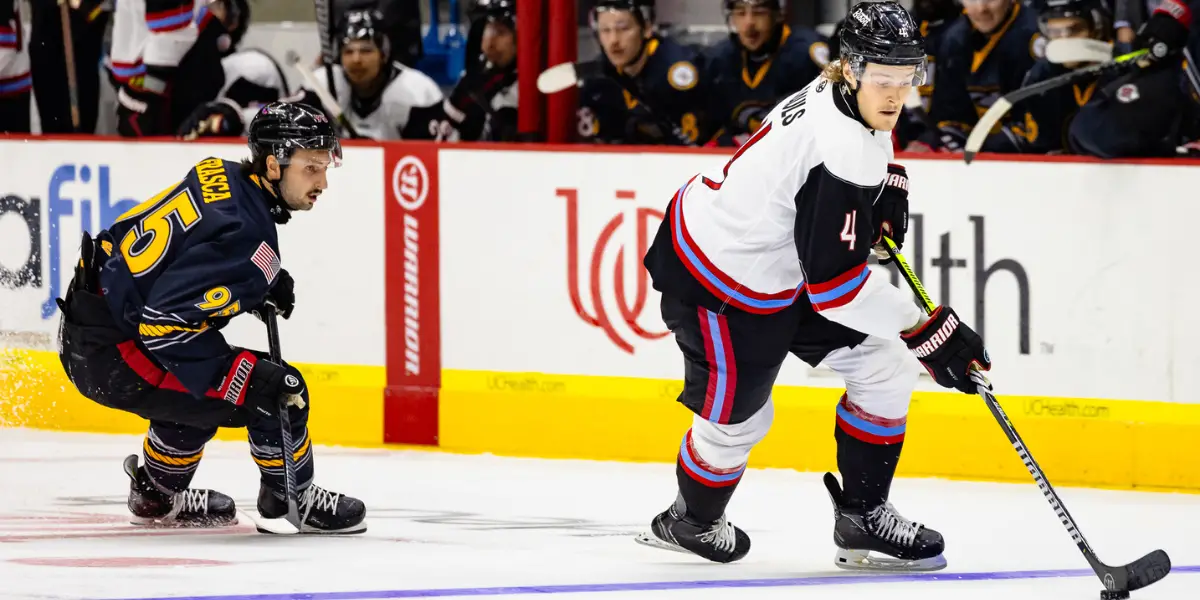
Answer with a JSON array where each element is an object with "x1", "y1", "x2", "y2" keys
[
  {"x1": 142, "y1": 424, "x2": 213, "y2": 493},
  {"x1": 834, "y1": 395, "x2": 906, "y2": 509},
  {"x1": 676, "y1": 428, "x2": 746, "y2": 523},
  {"x1": 249, "y1": 425, "x2": 314, "y2": 494}
]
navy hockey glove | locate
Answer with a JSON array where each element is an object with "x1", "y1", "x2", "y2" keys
[
  {"x1": 873, "y1": 163, "x2": 909, "y2": 264},
  {"x1": 1135, "y1": 0, "x2": 1192, "y2": 58},
  {"x1": 901, "y1": 306, "x2": 992, "y2": 394},
  {"x1": 265, "y1": 269, "x2": 295, "y2": 319},
  {"x1": 177, "y1": 99, "x2": 245, "y2": 140},
  {"x1": 242, "y1": 358, "x2": 307, "y2": 420}
]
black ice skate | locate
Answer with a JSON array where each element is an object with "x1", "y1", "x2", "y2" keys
[
  {"x1": 257, "y1": 483, "x2": 366, "y2": 534},
  {"x1": 823, "y1": 472, "x2": 946, "y2": 572},
  {"x1": 123, "y1": 455, "x2": 237, "y2": 528},
  {"x1": 634, "y1": 496, "x2": 750, "y2": 563}
]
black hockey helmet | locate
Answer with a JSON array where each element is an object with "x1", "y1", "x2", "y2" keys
[
  {"x1": 591, "y1": 0, "x2": 656, "y2": 28},
  {"x1": 338, "y1": 9, "x2": 391, "y2": 58},
  {"x1": 723, "y1": 0, "x2": 784, "y2": 12},
  {"x1": 1033, "y1": 0, "x2": 1113, "y2": 39},
  {"x1": 840, "y1": 1, "x2": 926, "y2": 67},
  {"x1": 248, "y1": 102, "x2": 341, "y2": 168},
  {"x1": 472, "y1": 0, "x2": 516, "y2": 29}
]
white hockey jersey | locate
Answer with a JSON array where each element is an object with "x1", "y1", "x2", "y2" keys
[
  {"x1": 645, "y1": 75, "x2": 922, "y2": 340},
  {"x1": 0, "y1": 0, "x2": 29, "y2": 96},
  {"x1": 218, "y1": 49, "x2": 289, "y2": 126},
  {"x1": 302, "y1": 62, "x2": 443, "y2": 140},
  {"x1": 108, "y1": 0, "x2": 208, "y2": 90}
]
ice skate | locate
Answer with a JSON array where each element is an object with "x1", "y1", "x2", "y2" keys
[
  {"x1": 257, "y1": 482, "x2": 366, "y2": 534},
  {"x1": 123, "y1": 455, "x2": 237, "y2": 528},
  {"x1": 635, "y1": 496, "x2": 750, "y2": 563},
  {"x1": 824, "y1": 472, "x2": 946, "y2": 571}
]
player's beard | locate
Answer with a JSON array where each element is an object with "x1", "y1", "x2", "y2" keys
[{"x1": 280, "y1": 177, "x2": 321, "y2": 211}]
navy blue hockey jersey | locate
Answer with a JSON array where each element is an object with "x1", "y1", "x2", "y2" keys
[
  {"x1": 577, "y1": 35, "x2": 712, "y2": 146},
  {"x1": 703, "y1": 25, "x2": 829, "y2": 147},
  {"x1": 920, "y1": 2, "x2": 1044, "y2": 149},
  {"x1": 96, "y1": 157, "x2": 283, "y2": 403}
]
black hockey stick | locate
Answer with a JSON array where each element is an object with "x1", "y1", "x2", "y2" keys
[
  {"x1": 312, "y1": 0, "x2": 338, "y2": 102},
  {"x1": 880, "y1": 236, "x2": 1170, "y2": 598},
  {"x1": 963, "y1": 48, "x2": 1150, "y2": 164},
  {"x1": 262, "y1": 301, "x2": 303, "y2": 534}
]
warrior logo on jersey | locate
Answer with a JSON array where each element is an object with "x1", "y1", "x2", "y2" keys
[
  {"x1": 559, "y1": 188, "x2": 669, "y2": 355},
  {"x1": 669, "y1": 61, "x2": 699, "y2": 91}
]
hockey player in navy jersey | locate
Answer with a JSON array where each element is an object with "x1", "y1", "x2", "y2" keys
[
  {"x1": 1068, "y1": 0, "x2": 1200, "y2": 157},
  {"x1": 640, "y1": 1, "x2": 990, "y2": 569},
  {"x1": 988, "y1": 0, "x2": 1122, "y2": 154},
  {"x1": 913, "y1": 0, "x2": 1044, "y2": 151},
  {"x1": 576, "y1": 0, "x2": 713, "y2": 145},
  {"x1": 703, "y1": 0, "x2": 830, "y2": 147},
  {"x1": 55, "y1": 102, "x2": 366, "y2": 534}
]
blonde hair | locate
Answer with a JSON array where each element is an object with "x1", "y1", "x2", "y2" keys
[{"x1": 822, "y1": 59, "x2": 847, "y2": 83}]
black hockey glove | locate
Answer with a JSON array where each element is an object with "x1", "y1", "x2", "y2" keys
[
  {"x1": 872, "y1": 163, "x2": 909, "y2": 264},
  {"x1": 901, "y1": 306, "x2": 992, "y2": 394},
  {"x1": 1135, "y1": 0, "x2": 1192, "y2": 59},
  {"x1": 241, "y1": 359, "x2": 306, "y2": 420},
  {"x1": 265, "y1": 269, "x2": 295, "y2": 319}
]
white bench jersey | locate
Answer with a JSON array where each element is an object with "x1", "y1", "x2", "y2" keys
[{"x1": 648, "y1": 74, "x2": 921, "y2": 339}]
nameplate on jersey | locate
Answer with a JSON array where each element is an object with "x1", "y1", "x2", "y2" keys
[
  {"x1": 196, "y1": 158, "x2": 232, "y2": 203},
  {"x1": 781, "y1": 85, "x2": 812, "y2": 126}
]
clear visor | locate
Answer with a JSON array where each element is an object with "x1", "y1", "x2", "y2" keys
[
  {"x1": 276, "y1": 136, "x2": 343, "y2": 169},
  {"x1": 855, "y1": 64, "x2": 926, "y2": 88},
  {"x1": 1040, "y1": 19, "x2": 1091, "y2": 39}
]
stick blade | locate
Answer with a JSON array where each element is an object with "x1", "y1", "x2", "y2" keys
[
  {"x1": 1045, "y1": 38, "x2": 1113, "y2": 65},
  {"x1": 963, "y1": 97, "x2": 1012, "y2": 163},
  {"x1": 538, "y1": 62, "x2": 580, "y2": 94},
  {"x1": 1123, "y1": 549, "x2": 1171, "y2": 591}
]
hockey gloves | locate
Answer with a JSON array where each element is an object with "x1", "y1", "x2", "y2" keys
[
  {"x1": 177, "y1": 99, "x2": 246, "y2": 140},
  {"x1": 1136, "y1": 0, "x2": 1192, "y2": 58},
  {"x1": 901, "y1": 306, "x2": 992, "y2": 394},
  {"x1": 872, "y1": 164, "x2": 909, "y2": 265},
  {"x1": 251, "y1": 269, "x2": 295, "y2": 322},
  {"x1": 242, "y1": 358, "x2": 307, "y2": 420}
]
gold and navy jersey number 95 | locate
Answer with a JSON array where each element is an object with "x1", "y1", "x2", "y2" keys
[{"x1": 113, "y1": 159, "x2": 230, "y2": 277}]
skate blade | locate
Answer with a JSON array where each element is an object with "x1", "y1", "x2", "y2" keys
[
  {"x1": 130, "y1": 515, "x2": 239, "y2": 529},
  {"x1": 834, "y1": 548, "x2": 947, "y2": 572},
  {"x1": 633, "y1": 531, "x2": 693, "y2": 555},
  {"x1": 247, "y1": 511, "x2": 367, "y2": 535}
]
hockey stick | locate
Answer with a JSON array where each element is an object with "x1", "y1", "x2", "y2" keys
[
  {"x1": 284, "y1": 50, "x2": 361, "y2": 139},
  {"x1": 312, "y1": 0, "x2": 337, "y2": 102},
  {"x1": 257, "y1": 301, "x2": 303, "y2": 535},
  {"x1": 879, "y1": 236, "x2": 1170, "y2": 599},
  {"x1": 963, "y1": 48, "x2": 1150, "y2": 164},
  {"x1": 58, "y1": 0, "x2": 80, "y2": 131},
  {"x1": 538, "y1": 61, "x2": 698, "y2": 146}
]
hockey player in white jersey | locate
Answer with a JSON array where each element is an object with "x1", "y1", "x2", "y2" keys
[
  {"x1": 177, "y1": 48, "x2": 291, "y2": 138},
  {"x1": 298, "y1": 8, "x2": 443, "y2": 140},
  {"x1": 0, "y1": 0, "x2": 30, "y2": 133},
  {"x1": 639, "y1": 0, "x2": 991, "y2": 571}
]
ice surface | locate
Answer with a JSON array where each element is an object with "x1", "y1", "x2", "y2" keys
[{"x1": 0, "y1": 429, "x2": 1196, "y2": 600}]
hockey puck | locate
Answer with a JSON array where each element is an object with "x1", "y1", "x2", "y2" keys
[{"x1": 1100, "y1": 590, "x2": 1130, "y2": 600}]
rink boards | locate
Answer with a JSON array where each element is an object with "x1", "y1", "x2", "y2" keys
[{"x1": 2, "y1": 137, "x2": 1199, "y2": 492}]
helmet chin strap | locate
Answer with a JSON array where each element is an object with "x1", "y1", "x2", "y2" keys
[{"x1": 261, "y1": 169, "x2": 294, "y2": 225}]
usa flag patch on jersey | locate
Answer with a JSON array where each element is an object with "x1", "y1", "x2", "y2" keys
[{"x1": 251, "y1": 242, "x2": 281, "y2": 283}]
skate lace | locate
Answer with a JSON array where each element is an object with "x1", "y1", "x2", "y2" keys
[
  {"x1": 867, "y1": 502, "x2": 922, "y2": 547},
  {"x1": 301, "y1": 485, "x2": 341, "y2": 514},
  {"x1": 697, "y1": 516, "x2": 736, "y2": 553},
  {"x1": 174, "y1": 489, "x2": 210, "y2": 514}
]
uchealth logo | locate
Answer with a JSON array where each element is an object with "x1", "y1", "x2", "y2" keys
[
  {"x1": 558, "y1": 188, "x2": 669, "y2": 355},
  {"x1": 393, "y1": 155, "x2": 426, "y2": 376}
]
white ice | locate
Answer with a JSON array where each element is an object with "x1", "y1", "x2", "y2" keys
[{"x1": 0, "y1": 429, "x2": 1196, "y2": 600}]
